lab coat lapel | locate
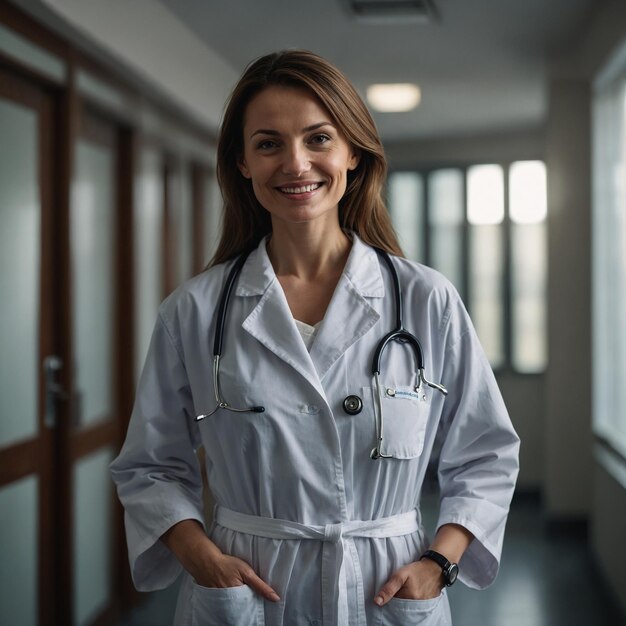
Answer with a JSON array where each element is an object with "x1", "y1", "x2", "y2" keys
[
  {"x1": 309, "y1": 236, "x2": 384, "y2": 380},
  {"x1": 237, "y1": 238, "x2": 326, "y2": 399}
]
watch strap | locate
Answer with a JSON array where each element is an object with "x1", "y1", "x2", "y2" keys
[
  {"x1": 420, "y1": 549, "x2": 450, "y2": 570},
  {"x1": 420, "y1": 549, "x2": 458, "y2": 586}
]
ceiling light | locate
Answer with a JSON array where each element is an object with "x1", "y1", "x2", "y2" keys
[{"x1": 366, "y1": 83, "x2": 421, "y2": 112}]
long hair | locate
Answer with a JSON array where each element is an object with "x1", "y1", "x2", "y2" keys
[{"x1": 209, "y1": 49, "x2": 403, "y2": 266}]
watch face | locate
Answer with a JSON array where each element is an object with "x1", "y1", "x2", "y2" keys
[{"x1": 446, "y1": 563, "x2": 459, "y2": 586}]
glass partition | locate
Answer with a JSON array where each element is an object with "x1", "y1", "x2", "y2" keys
[
  {"x1": 135, "y1": 147, "x2": 164, "y2": 380},
  {"x1": 509, "y1": 161, "x2": 548, "y2": 372},
  {"x1": 428, "y1": 168, "x2": 464, "y2": 293},
  {"x1": 71, "y1": 138, "x2": 115, "y2": 426},
  {"x1": 73, "y1": 448, "x2": 115, "y2": 626},
  {"x1": 0, "y1": 98, "x2": 39, "y2": 447},
  {"x1": 467, "y1": 164, "x2": 505, "y2": 367},
  {"x1": 388, "y1": 171, "x2": 424, "y2": 262},
  {"x1": 0, "y1": 477, "x2": 38, "y2": 626}
]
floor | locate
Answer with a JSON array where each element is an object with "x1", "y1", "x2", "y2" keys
[{"x1": 116, "y1": 493, "x2": 624, "y2": 626}]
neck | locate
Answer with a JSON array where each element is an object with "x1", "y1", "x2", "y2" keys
[{"x1": 267, "y1": 219, "x2": 351, "y2": 280}]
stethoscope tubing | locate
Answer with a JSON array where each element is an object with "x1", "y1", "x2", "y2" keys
[{"x1": 196, "y1": 245, "x2": 447, "y2": 454}]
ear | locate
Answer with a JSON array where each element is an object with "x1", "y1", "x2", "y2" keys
[
  {"x1": 348, "y1": 149, "x2": 361, "y2": 171},
  {"x1": 238, "y1": 157, "x2": 251, "y2": 179}
]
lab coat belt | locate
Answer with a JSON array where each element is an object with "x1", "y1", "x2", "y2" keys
[{"x1": 214, "y1": 506, "x2": 421, "y2": 626}]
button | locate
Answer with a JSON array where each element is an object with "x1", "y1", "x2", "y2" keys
[
  {"x1": 343, "y1": 395, "x2": 363, "y2": 415},
  {"x1": 386, "y1": 388, "x2": 396, "y2": 397}
]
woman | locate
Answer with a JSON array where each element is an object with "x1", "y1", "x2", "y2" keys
[{"x1": 111, "y1": 50, "x2": 519, "y2": 626}]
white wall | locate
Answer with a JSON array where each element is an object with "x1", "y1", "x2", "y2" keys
[
  {"x1": 385, "y1": 127, "x2": 544, "y2": 169},
  {"x1": 37, "y1": 0, "x2": 238, "y2": 131},
  {"x1": 544, "y1": 78, "x2": 592, "y2": 517}
]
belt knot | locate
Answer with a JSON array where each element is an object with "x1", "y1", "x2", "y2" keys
[{"x1": 323, "y1": 522, "x2": 343, "y2": 543}]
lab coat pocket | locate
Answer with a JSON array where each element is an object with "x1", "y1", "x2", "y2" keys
[
  {"x1": 380, "y1": 591, "x2": 451, "y2": 626},
  {"x1": 191, "y1": 583, "x2": 264, "y2": 626},
  {"x1": 367, "y1": 385, "x2": 430, "y2": 459}
]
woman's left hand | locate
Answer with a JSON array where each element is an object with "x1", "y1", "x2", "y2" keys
[{"x1": 374, "y1": 558, "x2": 444, "y2": 606}]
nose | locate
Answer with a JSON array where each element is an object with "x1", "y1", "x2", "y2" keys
[{"x1": 281, "y1": 142, "x2": 310, "y2": 177}]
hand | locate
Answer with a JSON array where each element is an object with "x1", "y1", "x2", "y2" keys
[
  {"x1": 374, "y1": 559, "x2": 443, "y2": 606},
  {"x1": 193, "y1": 552, "x2": 280, "y2": 603},
  {"x1": 161, "y1": 519, "x2": 280, "y2": 602}
]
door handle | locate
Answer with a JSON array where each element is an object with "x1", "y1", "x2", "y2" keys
[{"x1": 43, "y1": 355, "x2": 67, "y2": 428}]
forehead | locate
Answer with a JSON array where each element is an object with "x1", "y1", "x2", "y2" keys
[{"x1": 243, "y1": 85, "x2": 334, "y2": 132}]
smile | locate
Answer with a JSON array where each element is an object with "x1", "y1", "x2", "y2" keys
[{"x1": 278, "y1": 183, "x2": 322, "y2": 194}]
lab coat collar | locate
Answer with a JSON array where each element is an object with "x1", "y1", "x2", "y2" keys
[
  {"x1": 235, "y1": 233, "x2": 385, "y2": 299},
  {"x1": 237, "y1": 233, "x2": 384, "y2": 384}
]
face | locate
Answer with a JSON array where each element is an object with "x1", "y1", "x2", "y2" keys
[{"x1": 238, "y1": 85, "x2": 360, "y2": 228}]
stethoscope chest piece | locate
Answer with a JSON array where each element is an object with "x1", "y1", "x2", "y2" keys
[{"x1": 343, "y1": 395, "x2": 363, "y2": 415}]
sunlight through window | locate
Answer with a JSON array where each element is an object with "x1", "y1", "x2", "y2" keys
[{"x1": 467, "y1": 164, "x2": 504, "y2": 225}]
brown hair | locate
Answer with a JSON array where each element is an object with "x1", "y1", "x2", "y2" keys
[{"x1": 209, "y1": 49, "x2": 403, "y2": 266}]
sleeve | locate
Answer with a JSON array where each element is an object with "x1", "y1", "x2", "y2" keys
[
  {"x1": 109, "y1": 309, "x2": 205, "y2": 591},
  {"x1": 434, "y1": 296, "x2": 520, "y2": 589}
]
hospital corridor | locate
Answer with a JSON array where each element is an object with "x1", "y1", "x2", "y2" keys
[{"x1": 0, "y1": 1, "x2": 625, "y2": 625}]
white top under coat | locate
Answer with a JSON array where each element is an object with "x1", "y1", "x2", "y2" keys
[{"x1": 294, "y1": 318, "x2": 320, "y2": 351}]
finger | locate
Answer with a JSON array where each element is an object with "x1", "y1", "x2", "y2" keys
[
  {"x1": 374, "y1": 571, "x2": 407, "y2": 607},
  {"x1": 240, "y1": 567, "x2": 281, "y2": 602}
]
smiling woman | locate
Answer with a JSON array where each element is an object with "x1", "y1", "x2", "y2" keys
[
  {"x1": 237, "y1": 86, "x2": 360, "y2": 231},
  {"x1": 110, "y1": 49, "x2": 519, "y2": 626}
]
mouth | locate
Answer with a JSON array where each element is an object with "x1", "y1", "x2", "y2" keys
[{"x1": 276, "y1": 182, "x2": 323, "y2": 195}]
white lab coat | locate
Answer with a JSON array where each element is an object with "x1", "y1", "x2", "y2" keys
[{"x1": 110, "y1": 234, "x2": 520, "y2": 626}]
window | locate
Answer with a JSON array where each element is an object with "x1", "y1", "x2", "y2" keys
[
  {"x1": 467, "y1": 165, "x2": 506, "y2": 367},
  {"x1": 509, "y1": 161, "x2": 548, "y2": 373},
  {"x1": 387, "y1": 161, "x2": 548, "y2": 373},
  {"x1": 592, "y1": 65, "x2": 626, "y2": 459},
  {"x1": 388, "y1": 171, "x2": 424, "y2": 262},
  {"x1": 428, "y1": 169, "x2": 464, "y2": 293}
]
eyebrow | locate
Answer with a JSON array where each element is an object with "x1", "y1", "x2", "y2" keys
[{"x1": 249, "y1": 121, "x2": 335, "y2": 139}]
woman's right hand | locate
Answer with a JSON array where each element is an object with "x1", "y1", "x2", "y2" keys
[
  {"x1": 161, "y1": 519, "x2": 280, "y2": 602},
  {"x1": 194, "y1": 552, "x2": 280, "y2": 602}
]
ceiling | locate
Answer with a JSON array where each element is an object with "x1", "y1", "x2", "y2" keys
[{"x1": 156, "y1": 0, "x2": 599, "y2": 142}]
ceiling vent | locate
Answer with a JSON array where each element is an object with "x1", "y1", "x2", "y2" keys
[{"x1": 345, "y1": 0, "x2": 438, "y2": 24}]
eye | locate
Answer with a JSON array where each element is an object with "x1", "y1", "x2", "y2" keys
[
  {"x1": 310, "y1": 133, "x2": 331, "y2": 145},
  {"x1": 257, "y1": 139, "x2": 279, "y2": 150}
]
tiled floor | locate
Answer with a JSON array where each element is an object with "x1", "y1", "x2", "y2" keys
[{"x1": 117, "y1": 494, "x2": 624, "y2": 626}]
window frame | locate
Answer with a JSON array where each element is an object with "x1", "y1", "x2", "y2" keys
[{"x1": 387, "y1": 160, "x2": 546, "y2": 376}]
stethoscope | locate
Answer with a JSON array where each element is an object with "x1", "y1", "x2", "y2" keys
[{"x1": 195, "y1": 247, "x2": 448, "y2": 460}]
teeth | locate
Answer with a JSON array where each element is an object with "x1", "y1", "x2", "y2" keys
[{"x1": 280, "y1": 183, "x2": 320, "y2": 194}]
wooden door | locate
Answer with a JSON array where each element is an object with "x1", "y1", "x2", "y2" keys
[
  {"x1": 62, "y1": 107, "x2": 129, "y2": 626},
  {"x1": 0, "y1": 67, "x2": 59, "y2": 626}
]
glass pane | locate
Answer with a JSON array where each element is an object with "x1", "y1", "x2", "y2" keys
[
  {"x1": 135, "y1": 147, "x2": 164, "y2": 380},
  {"x1": 71, "y1": 139, "x2": 115, "y2": 426},
  {"x1": 469, "y1": 225, "x2": 504, "y2": 367},
  {"x1": 172, "y1": 164, "x2": 193, "y2": 284},
  {"x1": 467, "y1": 164, "x2": 504, "y2": 225},
  {"x1": 509, "y1": 161, "x2": 547, "y2": 224},
  {"x1": 388, "y1": 172, "x2": 424, "y2": 262},
  {"x1": 203, "y1": 172, "x2": 221, "y2": 266},
  {"x1": 73, "y1": 447, "x2": 115, "y2": 626},
  {"x1": 428, "y1": 169, "x2": 464, "y2": 291},
  {"x1": 510, "y1": 160, "x2": 548, "y2": 372},
  {"x1": 0, "y1": 22, "x2": 65, "y2": 82},
  {"x1": 511, "y1": 223, "x2": 547, "y2": 372},
  {"x1": 0, "y1": 98, "x2": 39, "y2": 447},
  {"x1": 592, "y1": 82, "x2": 626, "y2": 457},
  {"x1": 0, "y1": 476, "x2": 38, "y2": 626}
]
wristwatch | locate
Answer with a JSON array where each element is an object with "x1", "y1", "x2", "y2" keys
[{"x1": 420, "y1": 549, "x2": 459, "y2": 587}]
